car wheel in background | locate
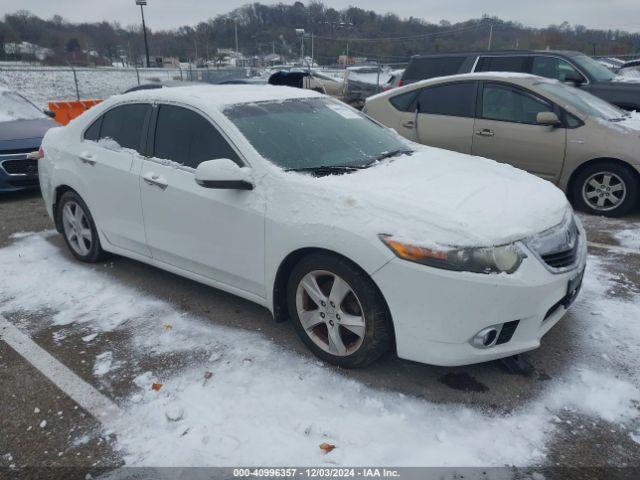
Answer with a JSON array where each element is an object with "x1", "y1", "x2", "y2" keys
[
  {"x1": 56, "y1": 191, "x2": 106, "y2": 263},
  {"x1": 572, "y1": 161, "x2": 638, "y2": 217},
  {"x1": 287, "y1": 252, "x2": 393, "y2": 368}
]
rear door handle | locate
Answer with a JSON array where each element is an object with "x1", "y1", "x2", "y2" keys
[
  {"x1": 78, "y1": 152, "x2": 96, "y2": 165},
  {"x1": 402, "y1": 120, "x2": 415, "y2": 128},
  {"x1": 475, "y1": 129, "x2": 494, "y2": 137},
  {"x1": 142, "y1": 172, "x2": 168, "y2": 190}
]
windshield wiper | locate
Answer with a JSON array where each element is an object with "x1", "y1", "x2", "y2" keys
[
  {"x1": 370, "y1": 149, "x2": 413, "y2": 163},
  {"x1": 285, "y1": 165, "x2": 367, "y2": 175}
]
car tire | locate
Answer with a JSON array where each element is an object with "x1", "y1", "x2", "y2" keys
[
  {"x1": 286, "y1": 252, "x2": 393, "y2": 368},
  {"x1": 56, "y1": 191, "x2": 106, "y2": 263},
  {"x1": 572, "y1": 161, "x2": 638, "y2": 217}
]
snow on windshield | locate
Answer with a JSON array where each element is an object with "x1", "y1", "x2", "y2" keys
[{"x1": 0, "y1": 89, "x2": 46, "y2": 122}]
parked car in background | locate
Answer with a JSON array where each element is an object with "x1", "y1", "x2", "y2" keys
[
  {"x1": 40, "y1": 85, "x2": 585, "y2": 368},
  {"x1": 401, "y1": 50, "x2": 640, "y2": 110},
  {"x1": 0, "y1": 87, "x2": 56, "y2": 192},
  {"x1": 365, "y1": 72, "x2": 640, "y2": 216}
]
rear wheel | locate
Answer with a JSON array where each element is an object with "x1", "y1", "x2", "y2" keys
[
  {"x1": 56, "y1": 191, "x2": 105, "y2": 263},
  {"x1": 572, "y1": 161, "x2": 638, "y2": 217},
  {"x1": 287, "y1": 252, "x2": 392, "y2": 368}
]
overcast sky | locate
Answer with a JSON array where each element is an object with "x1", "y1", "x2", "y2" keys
[{"x1": 3, "y1": 0, "x2": 640, "y2": 32}]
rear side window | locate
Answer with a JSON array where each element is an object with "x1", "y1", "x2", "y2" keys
[
  {"x1": 404, "y1": 56, "x2": 467, "y2": 82},
  {"x1": 98, "y1": 104, "x2": 150, "y2": 153},
  {"x1": 416, "y1": 82, "x2": 477, "y2": 117},
  {"x1": 83, "y1": 118, "x2": 101, "y2": 141},
  {"x1": 153, "y1": 104, "x2": 239, "y2": 169},
  {"x1": 389, "y1": 90, "x2": 419, "y2": 112},
  {"x1": 476, "y1": 56, "x2": 530, "y2": 73}
]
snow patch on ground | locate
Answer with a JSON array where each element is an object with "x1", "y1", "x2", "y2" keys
[
  {"x1": 0, "y1": 233, "x2": 638, "y2": 466},
  {"x1": 93, "y1": 351, "x2": 114, "y2": 377},
  {"x1": 613, "y1": 228, "x2": 640, "y2": 251}
]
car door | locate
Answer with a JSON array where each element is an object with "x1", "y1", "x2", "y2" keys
[
  {"x1": 408, "y1": 81, "x2": 478, "y2": 154},
  {"x1": 139, "y1": 103, "x2": 265, "y2": 297},
  {"x1": 471, "y1": 82, "x2": 567, "y2": 182},
  {"x1": 76, "y1": 103, "x2": 152, "y2": 256}
]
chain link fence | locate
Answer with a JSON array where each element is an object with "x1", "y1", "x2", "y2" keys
[{"x1": 0, "y1": 65, "x2": 250, "y2": 108}]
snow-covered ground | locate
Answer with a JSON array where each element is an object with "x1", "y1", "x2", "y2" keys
[{"x1": 0, "y1": 231, "x2": 638, "y2": 466}]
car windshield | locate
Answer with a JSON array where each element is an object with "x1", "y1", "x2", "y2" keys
[
  {"x1": 571, "y1": 54, "x2": 616, "y2": 82},
  {"x1": 0, "y1": 90, "x2": 45, "y2": 122},
  {"x1": 223, "y1": 97, "x2": 410, "y2": 170},
  {"x1": 537, "y1": 81, "x2": 626, "y2": 121}
]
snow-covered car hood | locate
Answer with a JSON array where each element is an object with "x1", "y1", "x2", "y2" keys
[{"x1": 273, "y1": 146, "x2": 569, "y2": 248}]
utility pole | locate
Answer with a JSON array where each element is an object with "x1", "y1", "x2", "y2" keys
[
  {"x1": 345, "y1": 40, "x2": 349, "y2": 69},
  {"x1": 135, "y1": 0, "x2": 150, "y2": 67},
  {"x1": 311, "y1": 32, "x2": 314, "y2": 67},
  {"x1": 235, "y1": 21, "x2": 239, "y2": 55},
  {"x1": 487, "y1": 24, "x2": 493, "y2": 51}
]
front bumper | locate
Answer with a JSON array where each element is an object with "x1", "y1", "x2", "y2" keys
[{"x1": 373, "y1": 231, "x2": 587, "y2": 366}]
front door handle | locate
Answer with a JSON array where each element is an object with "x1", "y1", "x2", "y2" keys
[
  {"x1": 142, "y1": 172, "x2": 168, "y2": 190},
  {"x1": 402, "y1": 120, "x2": 415, "y2": 129},
  {"x1": 475, "y1": 129, "x2": 494, "y2": 137},
  {"x1": 78, "y1": 152, "x2": 96, "y2": 165}
]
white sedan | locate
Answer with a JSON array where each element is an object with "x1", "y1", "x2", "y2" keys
[{"x1": 38, "y1": 85, "x2": 586, "y2": 367}]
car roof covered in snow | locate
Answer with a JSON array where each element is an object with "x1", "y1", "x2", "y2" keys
[{"x1": 117, "y1": 84, "x2": 324, "y2": 110}]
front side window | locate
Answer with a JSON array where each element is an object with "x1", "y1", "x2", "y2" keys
[
  {"x1": 416, "y1": 82, "x2": 477, "y2": 117},
  {"x1": 482, "y1": 84, "x2": 553, "y2": 124},
  {"x1": 223, "y1": 97, "x2": 409, "y2": 170},
  {"x1": 153, "y1": 105, "x2": 239, "y2": 169},
  {"x1": 532, "y1": 56, "x2": 584, "y2": 82},
  {"x1": 97, "y1": 104, "x2": 150, "y2": 153}
]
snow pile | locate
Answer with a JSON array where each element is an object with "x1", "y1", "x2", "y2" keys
[
  {"x1": 0, "y1": 233, "x2": 639, "y2": 466},
  {"x1": 614, "y1": 227, "x2": 640, "y2": 251}
]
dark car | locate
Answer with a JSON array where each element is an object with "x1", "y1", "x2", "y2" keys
[
  {"x1": 401, "y1": 50, "x2": 640, "y2": 110},
  {"x1": 0, "y1": 88, "x2": 56, "y2": 192}
]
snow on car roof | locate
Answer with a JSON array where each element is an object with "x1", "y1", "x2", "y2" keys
[{"x1": 118, "y1": 84, "x2": 324, "y2": 110}]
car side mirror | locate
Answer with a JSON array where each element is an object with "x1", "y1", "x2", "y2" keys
[
  {"x1": 43, "y1": 109, "x2": 56, "y2": 118},
  {"x1": 563, "y1": 71, "x2": 585, "y2": 85},
  {"x1": 195, "y1": 158, "x2": 253, "y2": 190},
  {"x1": 536, "y1": 111, "x2": 561, "y2": 126}
]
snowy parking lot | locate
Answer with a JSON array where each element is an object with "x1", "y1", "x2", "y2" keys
[{"x1": 0, "y1": 191, "x2": 639, "y2": 476}]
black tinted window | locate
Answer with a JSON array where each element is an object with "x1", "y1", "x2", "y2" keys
[
  {"x1": 154, "y1": 105, "x2": 239, "y2": 168},
  {"x1": 416, "y1": 82, "x2": 477, "y2": 117},
  {"x1": 532, "y1": 56, "x2": 583, "y2": 82},
  {"x1": 389, "y1": 91, "x2": 419, "y2": 112},
  {"x1": 405, "y1": 56, "x2": 467, "y2": 81},
  {"x1": 99, "y1": 104, "x2": 149, "y2": 153},
  {"x1": 476, "y1": 56, "x2": 530, "y2": 73},
  {"x1": 84, "y1": 118, "x2": 101, "y2": 141},
  {"x1": 482, "y1": 84, "x2": 552, "y2": 124}
]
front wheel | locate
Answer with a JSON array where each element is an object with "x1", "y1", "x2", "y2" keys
[
  {"x1": 56, "y1": 191, "x2": 106, "y2": 263},
  {"x1": 572, "y1": 162, "x2": 638, "y2": 217},
  {"x1": 287, "y1": 252, "x2": 393, "y2": 368}
]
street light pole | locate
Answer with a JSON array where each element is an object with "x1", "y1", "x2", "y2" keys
[{"x1": 136, "y1": 0, "x2": 150, "y2": 67}]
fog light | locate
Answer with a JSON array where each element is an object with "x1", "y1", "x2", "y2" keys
[{"x1": 471, "y1": 327, "x2": 499, "y2": 348}]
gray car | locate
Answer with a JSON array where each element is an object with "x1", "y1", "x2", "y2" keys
[
  {"x1": 0, "y1": 87, "x2": 56, "y2": 192},
  {"x1": 401, "y1": 50, "x2": 640, "y2": 110}
]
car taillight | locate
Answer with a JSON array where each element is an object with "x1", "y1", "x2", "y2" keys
[
  {"x1": 398, "y1": 79, "x2": 404, "y2": 87},
  {"x1": 38, "y1": 146, "x2": 44, "y2": 159},
  {"x1": 27, "y1": 147, "x2": 44, "y2": 160}
]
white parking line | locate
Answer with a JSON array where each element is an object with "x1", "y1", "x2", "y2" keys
[
  {"x1": 0, "y1": 314, "x2": 120, "y2": 425},
  {"x1": 587, "y1": 241, "x2": 639, "y2": 256}
]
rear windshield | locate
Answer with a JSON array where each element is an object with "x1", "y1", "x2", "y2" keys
[{"x1": 404, "y1": 56, "x2": 467, "y2": 82}]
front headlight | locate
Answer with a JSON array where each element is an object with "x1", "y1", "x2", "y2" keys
[{"x1": 379, "y1": 235, "x2": 526, "y2": 274}]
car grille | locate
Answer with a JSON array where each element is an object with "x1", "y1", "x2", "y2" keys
[
  {"x1": 526, "y1": 211, "x2": 581, "y2": 273},
  {"x1": 541, "y1": 243, "x2": 579, "y2": 269},
  {"x1": 1, "y1": 159, "x2": 39, "y2": 175},
  {"x1": 6, "y1": 178, "x2": 39, "y2": 188}
]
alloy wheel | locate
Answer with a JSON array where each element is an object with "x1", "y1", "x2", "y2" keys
[
  {"x1": 61, "y1": 201, "x2": 93, "y2": 256},
  {"x1": 295, "y1": 270, "x2": 366, "y2": 356},
  {"x1": 582, "y1": 171, "x2": 627, "y2": 212}
]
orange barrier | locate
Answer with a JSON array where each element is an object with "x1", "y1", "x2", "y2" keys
[{"x1": 47, "y1": 99, "x2": 103, "y2": 126}]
